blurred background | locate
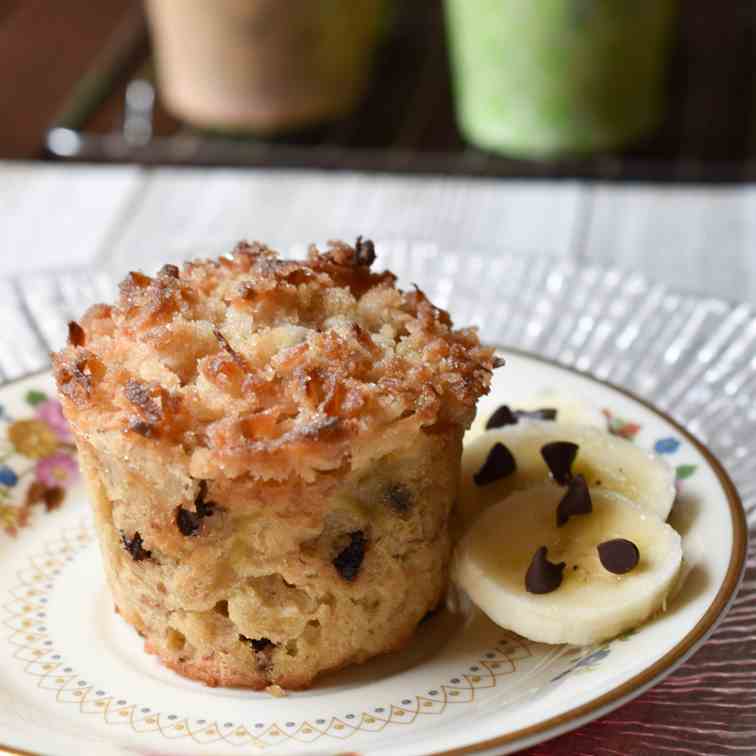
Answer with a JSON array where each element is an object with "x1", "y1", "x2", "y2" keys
[{"x1": 2, "y1": 0, "x2": 755, "y2": 180}]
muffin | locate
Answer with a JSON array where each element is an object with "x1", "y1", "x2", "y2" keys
[{"x1": 53, "y1": 239, "x2": 495, "y2": 689}]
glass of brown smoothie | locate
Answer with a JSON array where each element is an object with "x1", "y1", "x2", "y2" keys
[{"x1": 144, "y1": 0, "x2": 388, "y2": 134}]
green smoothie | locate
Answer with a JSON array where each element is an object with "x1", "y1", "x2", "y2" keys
[{"x1": 445, "y1": 0, "x2": 679, "y2": 157}]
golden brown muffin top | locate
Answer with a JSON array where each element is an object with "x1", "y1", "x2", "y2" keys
[{"x1": 53, "y1": 240, "x2": 496, "y2": 481}]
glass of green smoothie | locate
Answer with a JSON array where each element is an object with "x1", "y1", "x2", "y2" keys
[{"x1": 444, "y1": 0, "x2": 679, "y2": 157}]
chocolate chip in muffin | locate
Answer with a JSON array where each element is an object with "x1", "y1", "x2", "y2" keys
[
  {"x1": 354, "y1": 236, "x2": 376, "y2": 267},
  {"x1": 240, "y1": 634, "x2": 274, "y2": 652},
  {"x1": 67, "y1": 320, "x2": 86, "y2": 347},
  {"x1": 473, "y1": 442, "x2": 516, "y2": 486},
  {"x1": 176, "y1": 480, "x2": 217, "y2": 536},
  {"x1": 385, "y1": 483, "x2": 412, "y2": 514},
  {"x1": 121, "y1": 531, "x2": 152, "y2": 561},
  {"x1": 541, "y1": 441, "x2": 579, "y2": 485},
  {"x1": 240, "y1": 634, "x2": 275, "y2": 672},
  {"x1": 333, "y1": 531, "x2": 367, "y2": 581},
  {"x1": 176, "y1": 506, "x2": 210, "y2": 536},
  {"x1": 556, "y1": 474, "x2": 592, "y2": 527}
]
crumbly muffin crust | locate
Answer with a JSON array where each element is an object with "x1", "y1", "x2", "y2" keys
[
  {"x1": 54, "y1": 239, "x2": 495, "y2": 688},
  {"x1": 55, "y1": 240, "x2": 493, "y2": 480}
]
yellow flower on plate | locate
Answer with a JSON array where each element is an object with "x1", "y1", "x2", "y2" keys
[
  {"x1": 7, "y1": 419, "x2": 58, "y2": 459},
  {"x1": 0, "y1": 504, "x2": 16, "y2": 528}
]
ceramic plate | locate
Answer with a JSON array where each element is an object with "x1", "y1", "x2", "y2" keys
[{"x1": 0, "y1": 349, "x2": 745, "y2": 756}]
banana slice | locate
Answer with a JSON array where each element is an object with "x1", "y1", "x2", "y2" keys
[
  {"x1": 452, "y1": 485, "x2": 683, "y2": 645},
  {"x1": 458, "y1": 422, "x2": 675, "y2": 532},
  {"x1": 469, "y1": 391, "x2": 606, "y2": 439}
]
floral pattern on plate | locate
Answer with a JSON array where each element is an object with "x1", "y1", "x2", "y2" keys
[
  {"x1": 0, "y1": 389, "x2": 78, "y2": 537},
  {"x1": 602, "y1": 409, "x2": 641, "y2": 441}
]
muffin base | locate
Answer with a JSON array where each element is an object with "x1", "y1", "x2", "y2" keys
[{"x1": 77, "y1": 429, "x2": 460, "y2": 690}]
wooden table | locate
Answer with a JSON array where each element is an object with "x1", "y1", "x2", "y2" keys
[{"x1": 0, "y1": 0, "x2": 135, "y2": 158}]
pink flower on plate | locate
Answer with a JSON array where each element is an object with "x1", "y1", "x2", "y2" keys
[
  {"x1": 35, "y1": 452, "x2": 79, "y2": 488},
  {"x1": 36, "y1": 399, "x2": 73, "y2": 442}
]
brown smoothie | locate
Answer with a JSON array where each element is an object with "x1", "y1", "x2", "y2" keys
[{"x1": 145, "y1": 0, "x2": 387, "y2": 133}]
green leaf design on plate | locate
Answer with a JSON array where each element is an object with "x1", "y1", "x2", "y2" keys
[
  {"x1": 25, "y1": 390, "x2": 48, "y2": 407},
  {"x1": 676, "y1": 464, "x2": 697, "y2": 480}
]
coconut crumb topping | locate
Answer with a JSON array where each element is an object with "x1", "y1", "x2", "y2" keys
[{"x1": 53, "y1": 240, "x2": 496, "y2": 481}]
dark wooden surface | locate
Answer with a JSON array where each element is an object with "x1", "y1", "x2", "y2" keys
[
  {"x1": 0, "y1": 0, "x2": 136, "y2": 158},
  {"x1": 3, "y1": 1, "x2": 756, "y2": 180}
]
